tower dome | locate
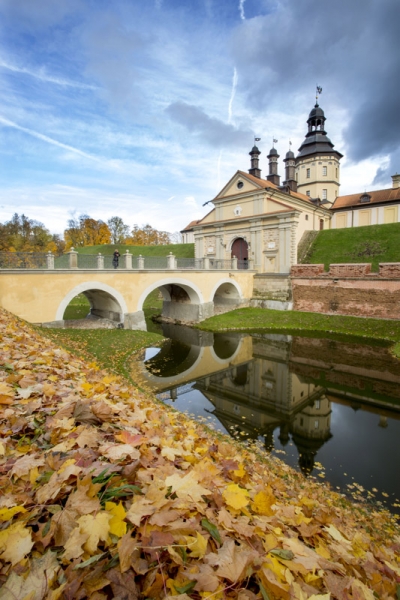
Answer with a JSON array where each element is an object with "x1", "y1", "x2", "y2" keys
[{"x1": 295, "y1": 100, "x2": 343, "y2": 203}]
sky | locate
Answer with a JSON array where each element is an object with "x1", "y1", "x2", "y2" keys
[{"x1": 0, "y1": 0, "x2": 399, "y2": 237}]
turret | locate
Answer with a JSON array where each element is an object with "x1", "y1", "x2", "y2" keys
[
  {"x1": 248, "y1": 145, "x2": 261, "y2": 178},
  {"x1": 283, "y1": 148, "x2": 297, "y2": 192},
  {"x1": 266, "y1": 146, "x2": 280, "y2": 186}
]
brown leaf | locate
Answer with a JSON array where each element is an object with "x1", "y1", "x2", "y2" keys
[
  {"x1": 106, "y1": 568, "x2": 139, "y2": 600},
  {"x1": 73, "y1": 401, "x2": 101, "y2": 425}
]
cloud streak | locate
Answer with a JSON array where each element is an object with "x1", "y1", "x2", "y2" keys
[
  {"x1": 0, "y1": 60, "x2": 97, "y2": 89},
  {"x1": 0, "y1": 115, "x2": 102, "y2": 162}
]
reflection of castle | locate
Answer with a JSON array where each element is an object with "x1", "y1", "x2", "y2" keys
[
  {"x1": 195, "y1": 334, "x2": 332, "y2": 474},
  {"x1": 137, "y1": 327, "x2": 399, "y2": 477}
]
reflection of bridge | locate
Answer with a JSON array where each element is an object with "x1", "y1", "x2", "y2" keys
[
  {"x1": 0, "y1": 267, "x2": 254, "y2": 329},
  {"x1": 131, "y1": 324, "x2": 253, "y2": 391}
]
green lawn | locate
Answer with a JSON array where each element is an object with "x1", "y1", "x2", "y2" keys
[
  {"x1": 303, "y1": 222, "x2": 400, "y2": 271},
  {"x1": 196, "y1": 307, "x2": 400, "y2": 356}
]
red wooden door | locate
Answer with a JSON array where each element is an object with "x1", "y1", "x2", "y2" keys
[{"x1": 231, "y1": 238, "x2": 248, "y2": 268}]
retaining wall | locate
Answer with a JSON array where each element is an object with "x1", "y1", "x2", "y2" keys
[{"x1": 291, "y1": 263, "x2": 400, "y2": 319}]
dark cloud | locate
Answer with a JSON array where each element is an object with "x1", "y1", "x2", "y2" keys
[
  {"x1": 165, "y1": 101, "x2": 253, "y2": 148},
  {"x1": 230, "y1": 0, "x2": 400, "y2": 182}
]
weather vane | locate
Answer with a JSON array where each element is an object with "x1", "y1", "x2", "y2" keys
[
  {"x1": 316, "y1": 85, "x2": 322, "y2": 103},
  {"x1": 254, "y1": 136, "x2": 261, "y2": 143},
  {"x1": 272, "y1": 137, "x2": 278, "y2": 147}
]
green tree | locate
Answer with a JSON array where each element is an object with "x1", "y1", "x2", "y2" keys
[{"x1": 107, "y1": 216, "x2": 130, "y2": 244}]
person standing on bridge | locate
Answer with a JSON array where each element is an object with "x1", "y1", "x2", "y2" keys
[{"x1": 112, "y1": 249, "x2": 120, "y2": 269}]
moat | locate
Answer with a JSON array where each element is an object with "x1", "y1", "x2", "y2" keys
[{"x1": 129, "y1": 324, "x2": 400, "y2": 514}]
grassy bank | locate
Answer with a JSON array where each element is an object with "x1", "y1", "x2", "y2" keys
[
  {"x1": 303, "y1": 222, "x2": 400, "y2": 271},
  {"x1": 196, "y1": 307, "x2": 400, "y2": 355},
  {"x1": 41, "y1": 327, "x2": 163, "y2": 384},
  {"x1": 75, "y1": 242, "x2": 194, "y2": 258}
]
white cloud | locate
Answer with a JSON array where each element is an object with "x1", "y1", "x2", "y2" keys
[{"x1": 239, "y1": 0, "x2": 246, "y2": 20}]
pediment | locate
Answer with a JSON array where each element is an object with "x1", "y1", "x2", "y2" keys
[{"x1": 215, "y1": 171, "x2": 264, "y2": 200}]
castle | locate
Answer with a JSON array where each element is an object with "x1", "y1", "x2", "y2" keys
[{"x1": 182, "y1": 100, "x2": 400, "y2": 273}]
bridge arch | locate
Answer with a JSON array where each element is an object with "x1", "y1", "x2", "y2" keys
[
  {"x1": 137, "y1": 277, "x2": 211, "y2": 325},
  {"x1": 56, "y1": 281, "x2": 128, "y2": 322},
  {"x1": 210, "y1": 278, "x2": 243, "y2": 313}
]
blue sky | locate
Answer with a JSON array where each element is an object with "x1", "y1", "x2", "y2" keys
[{"x1": 0, "y1": 0, "x2": 399, "y2": 236}]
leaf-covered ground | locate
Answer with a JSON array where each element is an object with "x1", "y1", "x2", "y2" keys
[{"x1": 0, "y1": 308, "x2": 399, "y2": 600}]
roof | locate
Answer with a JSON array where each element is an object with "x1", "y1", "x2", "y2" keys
[
  {"x1": 332, "y1": 186, "x2": 400, "y2": 210},
  {"x1": 235, "y1": 171, "x2": 313, "y2": 204},
  {"x1": 180, "y1": 219, "x2": 200, "y2": 232}
]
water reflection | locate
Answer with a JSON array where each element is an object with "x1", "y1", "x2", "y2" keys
[{"x1": 130, "y1": 325, "x2": 400, "y2": 511}]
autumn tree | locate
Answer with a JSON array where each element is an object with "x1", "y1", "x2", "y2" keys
[
  {"x1": 64, "y1": 215, "x2": 111, "y2": 249},
  {"x1": 107, "y1": 216, "x2": 130, "y2": 244},
  {"x1": 127, "y1": 224, "x2": 171, "y2": 246},
  {"x1": 0, "y1": 213, "x2": 64, "y2": 253}
]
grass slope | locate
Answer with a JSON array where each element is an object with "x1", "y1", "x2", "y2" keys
[
  {"x1": 75, "y1": 243, "x2": 194, "y2": 258},
  {"x1": 196, "y1": 307, "x2": 400, "y2": 354},
  {"x1": 303, "y1": 222, "x2": 400, "y2": 271},
  {"x1": 41, "y1": 327, "x2": 163, "y2": 386}
]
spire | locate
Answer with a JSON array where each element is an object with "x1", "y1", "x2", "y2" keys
[
  {"x1": 297, "y1": 101, "x2": 343, "y2": 160},
  {"x1": 283, "y1": 141, "x2": 297, "y2": 192},
  {"x1": 248, "y1": 140, "x2": 261, "y2": 178},
  {"x1": 266, "y1": 139, "x2": 280, "y2": 186}
]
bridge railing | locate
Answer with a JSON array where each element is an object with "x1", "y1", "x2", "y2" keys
[{"x1": 0, "y1": 251, "x2": 253, "y2": 270}]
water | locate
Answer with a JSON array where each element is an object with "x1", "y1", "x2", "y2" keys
[{"x1": 129, "y1": 324, "x2": 400, "y2": 514}]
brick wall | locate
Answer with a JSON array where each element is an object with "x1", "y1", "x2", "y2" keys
[{"x1": 290, "y1": 262, "x2": 400, "y2": 319}]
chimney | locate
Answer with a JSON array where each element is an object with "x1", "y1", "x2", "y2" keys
[{"x1": 391, "y1": 173, "x2": 400, "y2": 188}]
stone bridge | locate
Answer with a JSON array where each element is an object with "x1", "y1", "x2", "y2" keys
[{"x1": 0, "y1": 264, "x2": 254, "y2": 329}]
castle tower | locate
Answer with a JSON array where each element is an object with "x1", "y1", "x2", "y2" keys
[
  {"x1": 296, "y1": 103, "x2": 342, "y2": 202},
  {"x1": 283, "y1": 148, "x2": 297, "y2": 192},
  {"x1": 266, "y1": 146, "x2": 280, "y2": 186},
  {"x1": 248, "y1": 144, "x2": 261, "y2": 178}
]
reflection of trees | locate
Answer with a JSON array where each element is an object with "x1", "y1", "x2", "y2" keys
[{"x1": 144, "y1": 340, "x2": 200, "y2": 377}]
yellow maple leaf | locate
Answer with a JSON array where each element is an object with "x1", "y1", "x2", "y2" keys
[
  {"x1": 0, "y1": 506, "x2": 27, "y2": 521},
  {"x1": 233, "y1": 463, "x2": 246, "y2": 479},
  {"x1": 253, "y1": 488, "x2": 276, "y2": 516},
  {"x1": 0, "y1": 522, "x2": 34, "y2": 565},
  {"x1": 105, "y1": 501, "x2": 127, "y2": 537},
  {"x1": 78, "y1": 512, "x2": 111, "y2": 554},
  {"x1": 185, "y1": 531, "x2": 208, "y2": 558},
  {"x1": 165, "y1": 471, "x2": 211, "y2": 503},
  {"x1": 0, "y1": 381, "x2": 15, "y2": 396},
  {"x1": 222, "y1": 483, "x2": 250, "y2": 510}
]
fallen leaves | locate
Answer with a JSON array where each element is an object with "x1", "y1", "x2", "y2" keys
[{"x1": 0, "y1": 307, "x2": 399, "y2": 599}]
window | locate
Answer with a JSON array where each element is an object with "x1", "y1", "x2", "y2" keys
[
  {"x1": 314, "y1": 400, "x2": 320, "y2": 409},
  {"x1": 360, "y1": 193, "x2": 371, "y2": 203},
  {"x1": 322, "y1": 189, "x2": 327, "y2": 200},
  {"x1": 322, "y1": 166, "x2": 327, "y2": 176},
  {"x1": 305, "y1": 214, "x2": 309, "y2": 220},
  {"x1": 306, "y1": 191, "x2": 310, "y2": 197},
  {"x1": 237, "y1": 181, "x2": 244, "y2": 189},
  {"x1": 314, "y1": 420, "x2": 319, "y2": 429},
  {"x1": 306, "y1": 168, "x2": 310, "y2": 178}
]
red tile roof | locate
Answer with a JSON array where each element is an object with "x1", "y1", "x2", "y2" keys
[{"x1": 332, "y1": 186, "x2": 400, "y2": 210}]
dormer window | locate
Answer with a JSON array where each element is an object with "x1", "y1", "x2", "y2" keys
[{"x1": 360, "y1": 193, "x2": 371, "y2": 203}]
